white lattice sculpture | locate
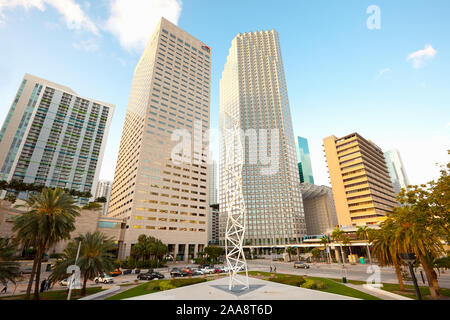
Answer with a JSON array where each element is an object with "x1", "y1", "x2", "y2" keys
[{"x1": 223, "y1": 115, "x2": 249, "y2": 291}]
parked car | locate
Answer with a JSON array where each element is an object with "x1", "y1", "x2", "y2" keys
[
  {"x1": 200, "y1": 266, "x2": 216, "y2": 274},
  {"x1": 122, "y1": 269, "x2": 132, "y2": 275},
  {"x1": 135, "y1": 269, "x2": 141, "y2": 274},
  {"x1": 170, "y1": 268, "x2": 188, "y2": 277},
  {"x1": 183, "y1": 267, "x2": 195, "y2": 275},
  {"x1": 191, "y1": 268, "x2": 204, "y2": 276},
  {"x1": 137, "y1": 271, "x2": 165, "y2": 280},
  {"x1": 294, "y1": 262, "x2": 310, "y2": 269},
  {"x1": 110, "y1": 268, "x2": 122, "y2": 277},
  {"x1": 94, "y1": 274, "x2": 114, "y2": 284},
  {"x1": 60, "y1": 278, "x2": 69, "y2": 286}
]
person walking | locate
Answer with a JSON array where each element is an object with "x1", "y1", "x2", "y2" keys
[
  {"x1": 269, "y1": 266, "x2": 272, "y2": 273},
  {"x1": 40, "y1": 279, "x2": 47, "y2": 293},
  {"x1": 274, "y1": 266, "x2": 277, "y2": 273},
  {"x1": 1, "y1": 282, "x2": 8, "y2": 294}
]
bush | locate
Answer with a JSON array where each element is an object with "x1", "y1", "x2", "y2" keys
[
  {"x1": 159, "y1": 282, "x2": 176, "y2": 291},
  {"x1": 49, "y1": 253, "x2": 62, "y2": 259},
  {"x1": 301, "y1": 279, "x2": 317, "y2": 289}
]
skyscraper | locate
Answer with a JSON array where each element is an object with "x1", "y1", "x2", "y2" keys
[
  {"x1": 107, "y1": 18, "x2": 211, "y2": 260},
  {"x1": 323, "y1": 133, "x2": 397, "y2": 226},
  {"x1": 95, "y1": 180, "x2": 113, "y2": 215},
  {"x1": 296, "y1": 136, "x2": 314, "y2": 184},
  {"x1": 384, "y1": 149, "x2": 410, "y2": 196},
  {"x1": 300, "y1": 183, "x2": 337, "y2": 236},
  {"x1": 219, "y1": 30, "x2": 306, "y2": 247},
  {"x1": 0, "y1": 74, "x2": 114, "y2": 203}
]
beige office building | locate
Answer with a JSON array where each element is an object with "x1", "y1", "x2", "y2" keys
[
  {"x1": 108, "y1": 18, "x2": 211, "y2": 260},
  {"x1": 323, "y1": 133, "x2": 397, "y2": 226}
]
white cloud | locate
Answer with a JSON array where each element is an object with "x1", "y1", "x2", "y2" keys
[
  {"x1": 105, "y1": 0, "x2": 182, "y2": 51},
  {"x1": 375, "y1": 68, "x2": 391, "y2": 80},
  {"x1": 0, "y1": 0, "x2": 97, "y2": 33},
  {"x1": 72, "y1": 39, "x2": 98, "y2": 52},
  {"x1": 407, "y1": 44, "x2": 437, "y2": 69}
]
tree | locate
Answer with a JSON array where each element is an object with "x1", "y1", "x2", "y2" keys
[
  {"x1": 82, "y1": 202, "x2": 102, "y2": 211},
  {"x1": 370, "y1": 220, "x2": 405, "y2": 291},
  {"x1": 356, "y1": 226, "x2": 373, "y2": 264},
  {"x1": 13, "y1": 188, "x2": 80, "y2": 300},
  {"x1": 320, "y1": 236, "x2": 331, "y2": 263},
  {"x1": 0, "y1": 237, "x2": 21, "y2": 286},
  {"x1": 50, "y1": 232, "x2": 115, "y2": 296},
  {"x1": 4, "y1": 195, "x2": 17, "y2": 204},
  {"x1": 332, "y1": 227, "x2": 346, "y2": 264},
  {"x1": 204, "y1": 246, "x2": 224, "y2": 264},
  {"x1": 95, "y1": 197, "x2": 107, "y2": 203},
  {"x1": 286, "y1": 247, "x2": 296, "y2": 262},
  {"x1": 311, "y1": 248, "x2": 321, "y2": 262}
]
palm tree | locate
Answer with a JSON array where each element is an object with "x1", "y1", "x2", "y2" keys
[
  {"x1": 285, "y1": 247, "x2": 296, "y2": 262},
  {"x1": 320, "y1": 236, "x2": 332, "y2": 263},
  {"x1": 370, "y1": 220, "x2": 405, "y2": 291},
  {"x1": 50, "y1": 232, "x2": 115, "y2": 296},
  {"x1": 13, "y1": 188, "x2": 80, "y2": 299},
  {"x1": 356, "y1": 226, "x2": 373, "y2": 264},
  {"x1": 0, "y1": 237, "x2": 21, "y2": 286},
  {"x1": 332, "y1": 227, "x2": 346, "y2": 264}
]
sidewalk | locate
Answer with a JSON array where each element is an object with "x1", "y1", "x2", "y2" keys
[{"x1": 344, "y1": 283, "x2": 412, "y2": 300}]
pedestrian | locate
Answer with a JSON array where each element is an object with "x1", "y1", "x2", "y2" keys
[
  {"x1": 1, "y1": 282, "x2": 7, "y2": 294},
  {"x1": 40, "y1": 279, "x2": 47, "y2": 293},
  {"x1": 45, "y1": 279, "x2": 51, "y2": 291},
  {"x1": 274, "y1": 266, "x2": 277, "y2": 273},
  {"x1": 269, "y1": 266, "x2": 272, "y2": 273}
]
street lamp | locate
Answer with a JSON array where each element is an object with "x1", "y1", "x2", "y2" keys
[{"x1": 400, "y1": 253, "x2": 422, "y2": 300}]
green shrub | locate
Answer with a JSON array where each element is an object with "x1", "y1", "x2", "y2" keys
[
  {"x1": 159, "y1": 282, "x2": 176, "y2": 291},
  {"x1": 315, "y1": 280, "x2": 327, "y2": 290},
  {"x1": 301, "y1": 279, "x2": 317, "y2": 289}
]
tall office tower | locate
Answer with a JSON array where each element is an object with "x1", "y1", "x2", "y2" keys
[
  {"x1": 0, "y1": 74, "x2": 114, "y2": 203},
  {"x1": 107, "y1": 18, "x2": 211, "y2": 260},
  {"x1": 95, "y1": 180, "x2": 113, "y2": 215},
  {"x1": 384, "y1": 149, "x2": 410, "y2": 197},
  {"x1": 300, "y1": 183, "x2": 338, "y2": 236},
  {"x1": 296, "y1": 136, "x2": 314, "y2": 184},
  {"x1": 323, "y1": 133, "x2": 397, "y2": 226},
  {"x1": 208, "y1": 161, "x2": 218, "y2": 204},
  {"x1": 219, "y1": 30, "x2": 306, "y2": 247}
]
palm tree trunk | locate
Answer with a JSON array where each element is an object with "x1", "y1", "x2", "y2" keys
[
  {"x1": 81, "y1": 271, "x2": 88, "y2": 296},
  {"x1": 25, "y1": 253, "x2": 39, "y2": 300},
  {"x1": 418, "y1": 254, "x2": 440, "y2": 299},
  {"x1": 33, "y1": 248, "x2": 43, "y2": 300},
  {"x1": 393, "y1": 261, "x2": 405, "y2": 291}
]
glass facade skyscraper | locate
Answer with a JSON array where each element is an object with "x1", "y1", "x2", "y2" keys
[
  {"x1": 296, "y1": 136, "x2": 314, "y2": 184},
  {"x1": 384, "y1": 149, "x2": 410, "y2": 197}
]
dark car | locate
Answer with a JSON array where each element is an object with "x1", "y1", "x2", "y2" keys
[
  {"x1": 294, "y1": 262, "x2": 310, "y2": 269},
  {"x1": 137, "y1": 271, "x2": 164, "y2": 280},
  {"x1": 170, "y1": 268, "x2": 188, "y2": 277},
  {"x1": 122, "y1": 269, "x2": 132, "y2": 275}
]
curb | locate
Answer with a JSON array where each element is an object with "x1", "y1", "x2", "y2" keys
[
  {"x1": 362, "y1": 284, "x2": 413, "y2": 300},
  {"x1": 78, "y1": 286, "x2": 121, "y2": 300}
]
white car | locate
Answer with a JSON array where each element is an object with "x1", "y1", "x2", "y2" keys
[
  {"x1": 60, "y1": 278, "x2": 69, "y2": 286},
  {"x1": 94, "y1": 274, "x2": 114, "y2": 284},
  {"x1": 201, "y1": 267, "x2": 215, "y2": 274}
]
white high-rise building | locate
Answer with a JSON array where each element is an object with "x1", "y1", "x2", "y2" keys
[
  {"x1": 95, "y1": 180, "x2": 113, "y2": 215},
  {"x1": 219, "y1": 30, "x2": 306, "y2": 247},
  {"x1": 107, "y1": 18, "x2": 211, "y2": 260},
  {"x1": 384, "y1": 149, "x2": 410, "y2": 196},
  {"x1": 0, "y1": 73, "x2": 114, "y2": 203}
]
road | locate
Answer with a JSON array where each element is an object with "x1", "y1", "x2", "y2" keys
[{"x1": 246, "y1": 259, "x2": 450, "y2": 289}]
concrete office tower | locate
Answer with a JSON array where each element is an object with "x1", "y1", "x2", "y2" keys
[
  {"x1": 300, "y1": 183, "x2": 338, "y2": 236},
  {"x1": 296, "y1": 136, "x2": 314, "y2": 184},
  {"x1": 0, "y1": 74, "x2": 114, "y2": 203},
  {"x1": 384, "y1": 149, "x2": 410, "y2": 196},
  {"x1": 219, "y1": 30, "x2": 306, "y2": 247},
  {"x1": 208, "y1": 161, "x2": 218, "y2": 204},
  {"x1": 95, "y1": 180, "x2": 113, "y2": 215},
  {"x1": 323, "y1": 133, "x2": 397, "y2": 226},
  {"x1": 107, "y1": 18, "x2": 211, "y2": 260}
]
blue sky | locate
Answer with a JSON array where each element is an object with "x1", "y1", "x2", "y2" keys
[{"x1": 0, "y1": 0, "x2": 449, "y2": 186}]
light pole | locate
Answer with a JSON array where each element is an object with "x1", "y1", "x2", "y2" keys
[
  {"x1": 400, "y1": 253, "x2": 422, "y2": 300},
  {"x1": 67, "y1": 237, "x2": 82, "y2": 301}
]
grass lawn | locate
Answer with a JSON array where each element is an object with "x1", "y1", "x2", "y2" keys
[
  {"x1": 106, "y1": 278, "x2": 208, "y2": 300},
  {"x1": 246, "y1": 271, "x2": 380, "y2": 300},
  {"x1": 0, "y1": 287, "x2": 105, "y2": 300}
]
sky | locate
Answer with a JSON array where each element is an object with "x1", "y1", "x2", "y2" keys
[{"x1": 0, "y1": 0, "x2": 449, "y2": 187}]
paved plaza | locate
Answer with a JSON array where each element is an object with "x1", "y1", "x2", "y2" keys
[{"x1": 127, "y1": 275, "x2": 357, "y2": 300}]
